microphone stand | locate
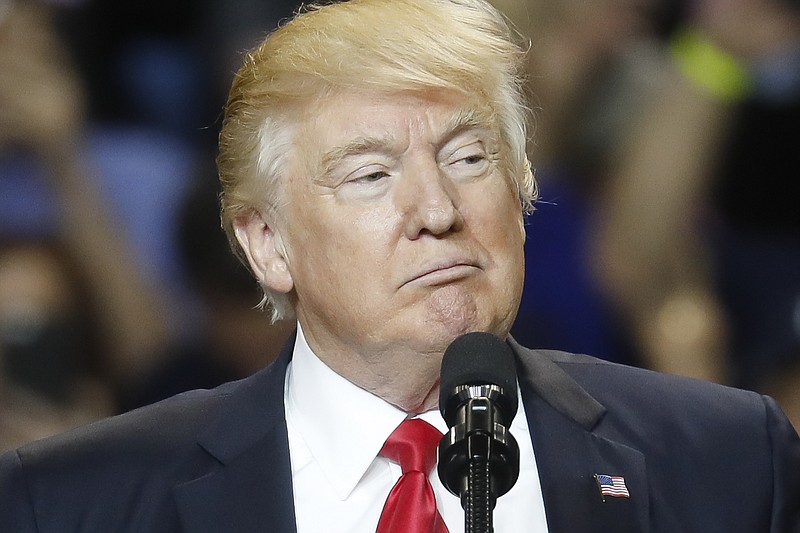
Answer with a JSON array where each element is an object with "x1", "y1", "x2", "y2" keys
[{"x1": 464, "y1": 410, "x2": 492, "y2": 533}]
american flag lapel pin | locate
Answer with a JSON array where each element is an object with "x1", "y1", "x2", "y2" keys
[{"x1": 593, "y1": 473, "x2": 631, "y2": 501}]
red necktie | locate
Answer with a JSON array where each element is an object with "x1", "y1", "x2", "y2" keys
[{"x1": 376, "y1": 419, "x2": 450, "y2": 533}]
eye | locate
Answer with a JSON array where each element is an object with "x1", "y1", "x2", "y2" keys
[
  {"x1": 338, "y1": 168, "x2": 392, "y2": 200},
  {"x1": 353, "y1": 170, "x2": 390, "y2": 183},
  {"x1": 458, "y1": 154, "x2": 486, "y2": 165},
  {"x1": 446, "y1": 147, "x2": 491, "y2": 179}
]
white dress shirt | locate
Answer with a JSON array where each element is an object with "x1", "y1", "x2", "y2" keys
[{"x1": 285, "y1": 324, "x2": 549, "y2": 532}]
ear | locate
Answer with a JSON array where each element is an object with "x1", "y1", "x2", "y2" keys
[{"x1": 233, "y1": 210, "x2": 294, "y2": 294}]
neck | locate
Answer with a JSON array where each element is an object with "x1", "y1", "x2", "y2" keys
[
  {"x1": 297, "y1": 323, "x2": 444, "y2": 414},
  {"x1": 324, "y1": 345, "x2": 443, "y2": 414}
]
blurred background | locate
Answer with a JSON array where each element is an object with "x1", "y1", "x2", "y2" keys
[{"x1": 1, "y1": 0, "x2": 798, "y2": 450}]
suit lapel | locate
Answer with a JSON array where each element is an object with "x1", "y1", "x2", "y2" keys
[
  {"x1": 511, "y1": 340, "x2": 650, "y2": 533},
  {"x1": 173, "y1": 338, "x2": 298, "y2": 533}
]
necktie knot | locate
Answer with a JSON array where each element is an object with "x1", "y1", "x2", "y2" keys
[
  {"x1": 380, "y1": 419, "x2": 441, "y2": 475},
  {"x1": 376, "y1": 418, "x2": 449, "y2": 533}
]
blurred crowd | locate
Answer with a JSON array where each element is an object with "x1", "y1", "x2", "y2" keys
[{"x1": 1, "y1": 0, "x2": 798, "y2": 451}]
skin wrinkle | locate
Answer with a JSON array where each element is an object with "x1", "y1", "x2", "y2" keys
[{"x1": 426, "y1": 285, "x2": 480, "y2": 337}]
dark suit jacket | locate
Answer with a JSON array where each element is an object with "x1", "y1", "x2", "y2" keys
[{"x1": 2, "y1": 336, "x2": 799, "y2": 532}]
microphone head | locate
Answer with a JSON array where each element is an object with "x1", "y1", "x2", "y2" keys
[{"x1": 439, "y1": 332, "x2": 518, "y2": 426}]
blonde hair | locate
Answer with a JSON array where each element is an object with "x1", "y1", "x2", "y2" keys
[{"x1": 218, "y1": 0, "x2": 537, "y2": 321}]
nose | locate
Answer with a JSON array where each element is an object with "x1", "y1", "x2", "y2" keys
[{"x1": 398, "y1": 160, "x2": 464, "y2": 240}]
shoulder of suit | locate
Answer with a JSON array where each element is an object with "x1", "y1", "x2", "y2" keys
[
  {"x1": 539, "y1": 346, "x2": 758, "y2": 394},
  {"x1": 0, "y1": 362, "x2": 292, "y2": 518},
  {"x1": 527, "y1": 347, "x2": 768, "y2": 425},
  {"x1": 13, "y1": 378, "x2": 244, "y2": 472}
]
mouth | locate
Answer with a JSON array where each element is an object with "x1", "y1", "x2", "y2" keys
[{"x1": 403, "y1": 259, "x2": 481, "y2": 288}]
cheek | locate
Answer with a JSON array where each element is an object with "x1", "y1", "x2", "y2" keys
[
  {"x1": 354, "y1": 206, "x2": 398, "y2": 237},
  {"x1": 466, "y1": 184, "x2": 525, "y2": 246},
  {"x1": 469, "y1": 187, "x2": 526, "y2": 303},
  {"x1": 289, "y1": 204, "x2": 398, "y2": 283},
  {"x1": 496, "y1": 184, "x2": 525, "y2": 241}
]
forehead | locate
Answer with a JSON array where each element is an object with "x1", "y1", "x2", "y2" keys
[{"x1": 296, "y1": 90, "x2": 497, "y2": 158}]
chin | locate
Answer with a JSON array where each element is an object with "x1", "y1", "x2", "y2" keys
[{"x1": 403, "y1": 319, "x2": 483, "y2": 357}]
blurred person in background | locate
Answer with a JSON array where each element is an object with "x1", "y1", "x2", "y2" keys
[
  {"x1": 109, "y1": 0, "x2": 302, "y2": 409},
  {"x1": 589, "y1": 0, "x2": 800, "y2": 428},
  {"x1": 50, "y1": 0, "x2": 300, "y2": 410},
  {"x1": 497, "y1": 0, "x2": 679, "y2": 364},
  {"x1": 0, "y1": 0, "x2": 173, "y2": 439},
  {"x1": 495, "y1": 0, "x2": 800, "y2": 429},
  {"x1": 1, "y1": 0, "x2": 301, "y2": 429},
  {"x1": 119, "y1": 170, "x2": 294, "y2": 411},
  {"x1": 0, "y1": 238, "x2": 114, "y2": 452}
]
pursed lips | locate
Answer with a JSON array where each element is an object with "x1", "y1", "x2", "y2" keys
[{"x1": 402, "y1": 258, "x2": 481, "y2": 288}]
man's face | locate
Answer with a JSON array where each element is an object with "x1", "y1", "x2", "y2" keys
[{"x1": 240, "y1": 89, "x2": 526, "y2": 408}]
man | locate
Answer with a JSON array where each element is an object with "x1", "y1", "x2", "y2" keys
[{"x1": 1, "y1": 0, "x2": 799, "y2": 531}]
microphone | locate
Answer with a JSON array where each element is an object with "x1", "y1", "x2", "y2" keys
[{"x1": 438, "y1": 332, "x2": 520, "y2": 532}]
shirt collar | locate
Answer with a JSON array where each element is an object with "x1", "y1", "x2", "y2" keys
[{"x1": 286, "y1": 323, "x2": 413, "y2": 501}]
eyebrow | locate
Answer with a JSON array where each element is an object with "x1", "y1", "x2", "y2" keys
[
  {"x1": 440, "y1": 108, "x2": 494, "y2": 142},
  {"x1": 319, "y1": 135, "x2": 395, "y2": 179}
]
